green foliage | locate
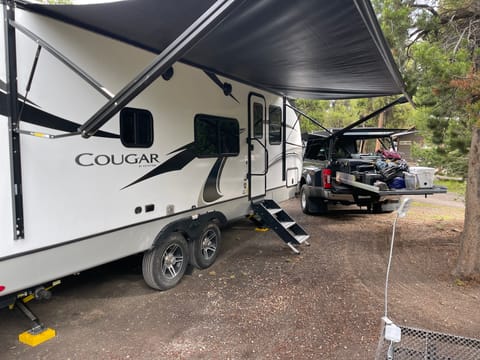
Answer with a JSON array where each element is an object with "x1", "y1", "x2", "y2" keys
[
  {"x1": 412, "y1": 143, "x2": 469, "y2": 175},
  {"x1": 435, "y1": 179, "x2": 467, "y2": 196}
]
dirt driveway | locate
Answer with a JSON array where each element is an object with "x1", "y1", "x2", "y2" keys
[{"x1": 1, "y1": 193, "x2": 476, "y2": 359}]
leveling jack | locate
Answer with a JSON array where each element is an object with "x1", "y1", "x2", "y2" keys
[
  {"x1": 10, "y1": 281, "x2": 60, "y2": 346},
  {"x1": 14, "y1": 297, "x2": 56, "y2": 346}
]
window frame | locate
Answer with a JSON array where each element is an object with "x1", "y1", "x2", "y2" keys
[
  {"x1": 194, "y1": 114, "x2": 240, "y2": 158},
  {"x1": 119, "y1": 107, "x2": 154, "y2": 148},
  {"x1": 253, "y1": 102, "x2": 264, "y2": 139},
  {"x1": 268, "y1": 105, "x2": 282, "y2": 145}
]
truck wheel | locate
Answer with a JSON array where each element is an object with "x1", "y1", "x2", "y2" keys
[
  {"x1": 372, "y1": 203, "x2": 394, "y2": 214},
  {"x1": 191, "y1": 223, "x2": 221, "y2": 269},
  {"x1": 301, "y1": 185, "x2": 329, "y2": 215},
  {"x1": 316, "y1": 198, "x2": 329, "y2": 215},
  {"x1": 142, "y1": 233, "x2": 189, "y2": 290},
  {"x1": 300, "y1": 185, "x2": 312, "y2": 214}
]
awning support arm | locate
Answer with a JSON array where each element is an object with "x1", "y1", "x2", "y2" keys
[
  {"x1": 10, "y1": 20, "x2": 114, "y2": 100},
  {"x1": 285, "y1": 103, "x2": 332, "y2": 134},
  {"x1": 18, "y1": 44, "x2": 41, "y2": 122},
  {"x1": 79, "y1": 0, "x2": 244, "y2": 139},
  {"x1": 329, "y1": 96, "x2": 407, "y2": 139}
]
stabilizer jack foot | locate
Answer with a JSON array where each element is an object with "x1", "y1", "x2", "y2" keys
[{"x1": 15, "y1": 300, "x2": 56, "y2": 346}]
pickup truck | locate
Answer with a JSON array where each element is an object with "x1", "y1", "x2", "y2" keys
[{"x1": 299, "y1": 127, "x2": 447, "y2": 214}]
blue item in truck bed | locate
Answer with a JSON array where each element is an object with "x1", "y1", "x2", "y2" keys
[{"x1": 389, "y1": 177, "x2": 406, "y2": 189}]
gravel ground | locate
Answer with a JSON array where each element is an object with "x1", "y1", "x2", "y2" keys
[{"x1": 1, "y1": 193, "x2": 476, "y2": 359}]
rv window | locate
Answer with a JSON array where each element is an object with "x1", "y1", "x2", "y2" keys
[
  {"x1": 253, "y1": 102, "x2": 263, "y2": 139},
  {"x1": 195, "y1": 115, "x2": 239, "y2": 157},
  {"x1": 269, "y1": 105, "x2": 282, "y2": 145},
  {"x1": 120, "y1": 108, "x2": 153, "y2": 148}
]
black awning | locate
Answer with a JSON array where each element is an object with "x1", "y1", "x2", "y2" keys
[{"x1": 15, "y1": 0, "x2": 405, "y2": 100}]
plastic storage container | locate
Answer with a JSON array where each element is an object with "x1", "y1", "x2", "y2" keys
[
  {"x1": 408, "y1": 167, "x2": 435, "y2": 188},
  {"x1": 403, "y1": 172, "x2": 417, "y2": 190}
]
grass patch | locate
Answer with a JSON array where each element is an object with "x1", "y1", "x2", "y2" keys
[{"x1": 435, "y1": 179, "x2": 466, "y2": 196}]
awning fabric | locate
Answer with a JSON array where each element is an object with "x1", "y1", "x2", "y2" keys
[{"x1": 15, "y1": 0, "x2": 405, "y2": 100}]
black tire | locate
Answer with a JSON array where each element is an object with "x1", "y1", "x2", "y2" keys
[
  {"x1": 372, "y1": 202, "x2": 394, "y2": 214},
  {"x1": 300, "y1": 185, "x2": 313, "y2": 214},
  {"x1": 142, "y1": 233, "x2": 189, "y2": 290},
  {"x1": 301, "y1": 185, "x2": 328, "y2": 215},
  {"x1": 190, "y1": 223, "x2": 221, "y2": 269},
  {"x1": 316, "y1": 198, "x2": 329, "y2": 215},
  {"x1": 372, "y1": 203, "x2": 382, "y2": 213}
]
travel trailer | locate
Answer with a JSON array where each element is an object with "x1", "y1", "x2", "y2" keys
[{"x1": 0, "y1": 0, "x2": 406, "y2": 309}]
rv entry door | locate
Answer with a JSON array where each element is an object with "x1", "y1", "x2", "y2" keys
[{"x1": 248, "y1": 93, "x2": 267, "y2": 199}]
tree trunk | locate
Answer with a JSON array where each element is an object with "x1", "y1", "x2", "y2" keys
[
  {"x1": 375, "y1": 111, "x2": 385, "y2": 152},
  {"x1": 453, "y1": 126, "x2": 480, "y2": 279}
]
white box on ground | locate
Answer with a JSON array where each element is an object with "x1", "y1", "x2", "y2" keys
[{"x1": 409, "y1": 167, "x2": 435, "y2": 188}]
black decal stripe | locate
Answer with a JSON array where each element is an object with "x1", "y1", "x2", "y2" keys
[
  {"x1": 202, "y1": 157, "x2": 226, "y2": 203},
  {"x1": 122, "y1": 147, "x2": 197, "y2": 189},
  {"x1": 167, "y1": 142, "x2": 195, "y2": 155},
  {"x1": 0, "y1": 81, "x2": 38, "y2": 107},
  {"x1": 0, "y1": 91, "x2": 119, "y2": 139}
]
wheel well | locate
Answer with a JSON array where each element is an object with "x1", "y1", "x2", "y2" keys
[
  {"x1": 300, "y1": 177, "x2": 306, "y2": 187},
  {"x1": 152, "y1": 211, "x2": 227, "y2": 247}
]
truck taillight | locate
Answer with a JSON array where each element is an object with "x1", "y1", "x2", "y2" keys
[
  {"x1": 322, "y1": 169, "x2": 332, "y2": 189},
  {"x1": 0, "y1": 285, "x2": 5, "y2": 292}
]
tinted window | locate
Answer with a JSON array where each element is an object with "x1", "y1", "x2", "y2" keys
[
  {"x1": 269, "y1": 105, "x2": 282, "y2": 145},
  {"x1": 304, "y1": 138, "x2": 329, "y2": 160},
  {"x1": 253, "y1": 102, "x2": 263, "y2": 139},
  {"x1": 195, "y1": 115, "x2": 239, "y2": 157},
  {"x1": 120, "y1": 108, "x2": 153, "y2": 148}
]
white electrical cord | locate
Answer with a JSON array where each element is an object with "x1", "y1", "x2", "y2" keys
[
  {"x1": 384, "y1": 213, "x2": 399, "y2": 318},
  {"x1": 384, "y1": 198, "x2": 411, "y2": 318}
]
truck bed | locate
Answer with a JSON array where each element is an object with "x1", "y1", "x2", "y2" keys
[{"x1": 336, "y1": 171, "x2": 447, "y2": 196}]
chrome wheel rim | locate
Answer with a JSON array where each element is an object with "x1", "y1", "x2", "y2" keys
[
  {"x1": 161, "y1": 244, "x2": 184, "y2": 279},
  {"x1": 200, "y1": 229, "x2": 217, "y2": 260},
  {"x1": 301, "y1": 190, "x2": 307, "y2": 210}
]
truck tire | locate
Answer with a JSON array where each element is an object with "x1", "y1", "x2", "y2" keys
[
  {"x1": 190, "y1": 223, "x2": 221, "y2": 269},
  {"x1": 372, "y1": 202, "x2": 394, "y2": 214},
  {"x1": 316, "y1": 198, "x2": 329, "y2": 215},
  {"x1": 300, "y1": 185, "x2": 329, "y2": 215},
  {"x1": 142, "y1": 233, "x2": 189, "y2": 290},
  {"x1": 300, "y1": 185, "x2": 313, "y2": 214}
]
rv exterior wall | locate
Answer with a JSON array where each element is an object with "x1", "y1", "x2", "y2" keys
[{"x1": 0, "y1": 9, "x2": 302, "y2": 296}]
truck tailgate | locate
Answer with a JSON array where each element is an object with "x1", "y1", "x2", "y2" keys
[{"x1": 336, "y1": 171, "x2": 447, "y2": 196}]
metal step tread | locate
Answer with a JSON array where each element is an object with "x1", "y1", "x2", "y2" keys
[
  {"x1": 294, "y1": 235, "x2": 310, "y2": 243},
  {"x1": 280, "y1": 221, "x2": 296, "y2": 229},
  {"x1": 267, "y1": 208, "x2": 283, "y2": 215}
]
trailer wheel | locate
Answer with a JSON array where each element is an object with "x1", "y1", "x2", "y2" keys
[
  {"x1": 142, "y1": 233, "x2": 189, "y2": 290},
  {"x1": 191, "y1": 223, "x2": 221, "y2": 269}
]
